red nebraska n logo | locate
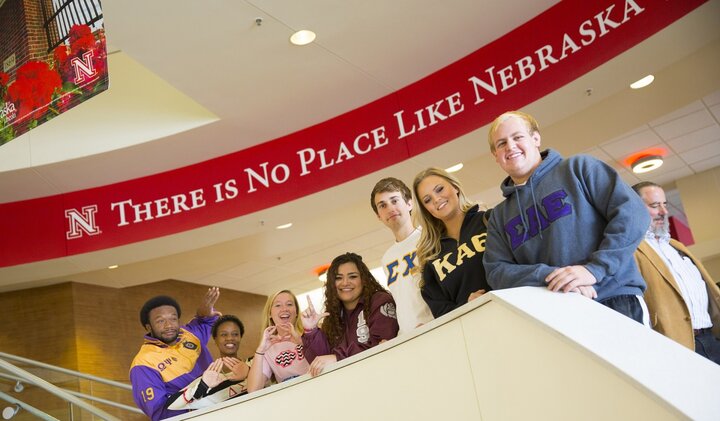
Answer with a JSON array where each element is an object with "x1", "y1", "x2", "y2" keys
[
  {"x1": 65, "y1": 205, "x2": 101, "y2": 239},
  {"x1": 71, "y1": 50, "x2": 98, "y2": 84}
]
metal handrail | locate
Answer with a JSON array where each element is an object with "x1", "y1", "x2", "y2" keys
[
  {"x1": 0, "y1": 373, "x2": 141, "y2": 414},
  {"x1": 0, "y1": 352, "x2": 130, "y2": 390},
  {"x1": 0, "y1": 390, "x2": 59, "y2": 421},
  {"x1": 0, "y1": 358, "x2": 120, "y2": 421}
]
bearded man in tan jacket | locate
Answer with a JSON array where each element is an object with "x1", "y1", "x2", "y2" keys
[{"x1": 633, "y1": 181, "x2": 720, "y2": 364}]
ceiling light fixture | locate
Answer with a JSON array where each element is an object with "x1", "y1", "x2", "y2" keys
[
  {"x1": 276, "y1": 223, "x2": 293, "y2": 230},
  {"x1": 290, "y1": 30, "x2": 316, "y2": 46},
  {"x1": 445, "y1": 163, "x2": 464, "y2": 173},
  {"x1": 313, "y1": 263, "x2": 330, "y2": 282},
  {"x1": 630, "y1": 75, "x2": 654, "y2": 89},
  {"x1": 108, "y1": 264, "x2": 119, "y2": 269},
  {"x1": 631, "y1": 155, "x2": 663, "y2": 174}
]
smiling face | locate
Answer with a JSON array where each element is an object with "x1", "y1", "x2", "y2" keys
[
  {"x1": 146, "y1": 305, "x2": 180, "y2": 344},
  {"x1": 269, "y1": 292, "x2": 298, "y2": 327},
  {"x1": 213, "y1": 320, "x2": 242, "y2": 357},
  {"x1": 416, "y1": 175, "x2": 461, "y2": 223},
  {"x1": 491, "y1": 115, "x2": 542, "y2": 185},
  {"x1": 374, "y1": 190, "x2": 413, "y2": 232},
  {"x1": 335, "y1": 262, "x2": 364, "y2": 311},
  {"x1": 639, "y1": 185, "x2": 670, "y2": 237}
]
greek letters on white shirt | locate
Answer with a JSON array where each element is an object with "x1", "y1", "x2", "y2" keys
[{"x1": 386, "y1": 251, "x2": 417, "y2": 286}]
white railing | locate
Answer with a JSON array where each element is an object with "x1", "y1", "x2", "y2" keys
[{"x1": 0, "y1": 351, "x2": 141, "y2": 420}]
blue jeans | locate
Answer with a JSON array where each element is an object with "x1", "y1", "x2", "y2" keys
[
  {"x1": 694, "y1": 329, "x2": 720, "y2": 365},
  {"x1": 599, "y1": 294, "x2": 644, "y2": 324}
]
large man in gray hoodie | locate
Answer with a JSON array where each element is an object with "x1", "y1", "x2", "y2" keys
[{"x1": 483, "y1": 111, "x2": 650, "y2": 323}]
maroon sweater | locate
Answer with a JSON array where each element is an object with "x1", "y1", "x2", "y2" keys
[{"x1": 303, "y1": 291, "x2": 399, "y2": 362}]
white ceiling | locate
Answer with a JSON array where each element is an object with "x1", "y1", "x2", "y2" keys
[
  {"x1": 589, "y1": 92, "x2": 720, "y2": 220},
  {"x1": 1, "y1": 0, "x2": 719, "y2": 296}
]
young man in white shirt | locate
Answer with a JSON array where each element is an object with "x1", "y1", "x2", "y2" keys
[{"x1": 371, "y1": 177, "x2": 434, "y2": 334}]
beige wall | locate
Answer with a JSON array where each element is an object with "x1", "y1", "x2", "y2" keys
[
  {"x1": 0, "y1": 280, "x2": 267, "y2": 420},
  {"x1": 676, "y1": 167, "x2": 720, "y2": 264},
  {"x1": 702, "y1": 255, "x2": 720, "y2": 283}
]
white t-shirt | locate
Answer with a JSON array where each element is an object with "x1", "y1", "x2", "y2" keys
[{"x1": 382, "y1": 227, "x2": 434, "y2": 334}]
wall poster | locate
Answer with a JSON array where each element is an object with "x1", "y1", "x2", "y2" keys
[{"x1": 0, "y1": 0, "x2": 108, "y2": 145}]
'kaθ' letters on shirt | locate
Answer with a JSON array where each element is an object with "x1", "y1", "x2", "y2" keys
[{"x1": 432, "y1": 233, "x2": 487, "y2": 281}]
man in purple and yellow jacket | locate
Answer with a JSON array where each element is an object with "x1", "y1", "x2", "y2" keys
[{"x1": 130, "y1": 288, "x2": 220, "y2": 420}]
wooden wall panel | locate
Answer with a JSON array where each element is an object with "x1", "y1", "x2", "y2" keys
[{"x1": 0, "y1": 283, "x2": 78, "y2": 367}]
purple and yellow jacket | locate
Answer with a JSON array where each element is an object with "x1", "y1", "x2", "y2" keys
[{"x1": 129, "y1": 315, "x2": 217, "y2": 420}]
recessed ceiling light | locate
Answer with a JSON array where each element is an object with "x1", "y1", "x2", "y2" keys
[
  {"x1": 445, "y1": 163, "x2": 464, "y2": 173},
  {"x1": 108, "y1": 265, "x2": 119, "y2": 269},
  {"x1": 290, "y1": 30, "x2": 316, "y2": 46},
  {"x1": 630, "y1": 75, "x2": 654, "y2": 89},
  {"x1": 631, "y1": 155, "x2": 663, "y2": 173},
  {"x1": 276, "y1": 222, "x2": 293, "y2": 230}
]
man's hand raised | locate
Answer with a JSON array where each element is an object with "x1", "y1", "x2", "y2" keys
[{"x1": 197, "y1": 287, "x2": 221, "y2": 318}]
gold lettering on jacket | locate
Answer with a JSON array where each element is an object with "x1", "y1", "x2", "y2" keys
[{"x1": 432, "y1": 233, "x2": 487, "y2": 281}]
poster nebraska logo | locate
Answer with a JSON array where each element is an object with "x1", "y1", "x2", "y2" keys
[
  {"x1": 71, "y1": 51, "x2": 99, "y2": 85},
  {"x1": 65, "y1": 205, "x2": 101, "y2": 239}
]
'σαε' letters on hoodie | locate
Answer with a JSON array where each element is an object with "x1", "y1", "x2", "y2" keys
[{"x1": 505, "y1": 189, "x2": 573, "y2": 250}]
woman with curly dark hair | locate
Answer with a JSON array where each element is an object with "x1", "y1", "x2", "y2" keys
[{"x1": 301, "y1": 252, "x2": 399, "y2": 376}]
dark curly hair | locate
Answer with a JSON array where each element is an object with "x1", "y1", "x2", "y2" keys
[
  {"x1": 212, "y1": 314, "x2": 245, "y2": 338},
  {"x1": 321, "y1": 252, "x2": 387, "y2": 347},
  {"x1": 140, "y1": 295, "x2": 181, "y2": 327}
]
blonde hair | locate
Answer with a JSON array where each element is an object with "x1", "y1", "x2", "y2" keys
[
  {"x1": 487, "y1": 111, "x2": 540, "y2": 153},
  {"x1": 260, "y1": 290, "x2": 304, "y2": 339},
  {"x1": 412, "y1": 168, "x2": 476, "y2": 279}
]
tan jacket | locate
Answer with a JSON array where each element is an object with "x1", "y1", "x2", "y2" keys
[{"x1": 635, "y1": 239, "x2": 720, "y2": 350}]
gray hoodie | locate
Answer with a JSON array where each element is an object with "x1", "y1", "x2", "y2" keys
[{"x1": 483, "y1": 149, "x2": 649, "y2": 301}]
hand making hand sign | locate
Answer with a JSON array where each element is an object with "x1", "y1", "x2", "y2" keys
[{"x1": 301, "y1": 295, "x2": 329, "y2": 332}]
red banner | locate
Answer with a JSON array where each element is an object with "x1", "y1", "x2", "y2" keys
[
  {"x1": 0, "y1": 0, "x2": 108, "y2": 144},
  {"x1": 0, "y1": 0, "x2": 706, "y2": 267}
]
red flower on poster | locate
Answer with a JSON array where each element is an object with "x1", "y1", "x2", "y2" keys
[
  {"x1": 54, "y1": 24, "x2": 108, "y2": 93},
  {"x1": 0, "y1": 71, "x2": 9, "y2": 106},
  {"x1": 69, "y1": 24, "x2": 95, "y2": 52},
  {"x1": 6, "y1": 61, "x2": 62, "y2": 121}
]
